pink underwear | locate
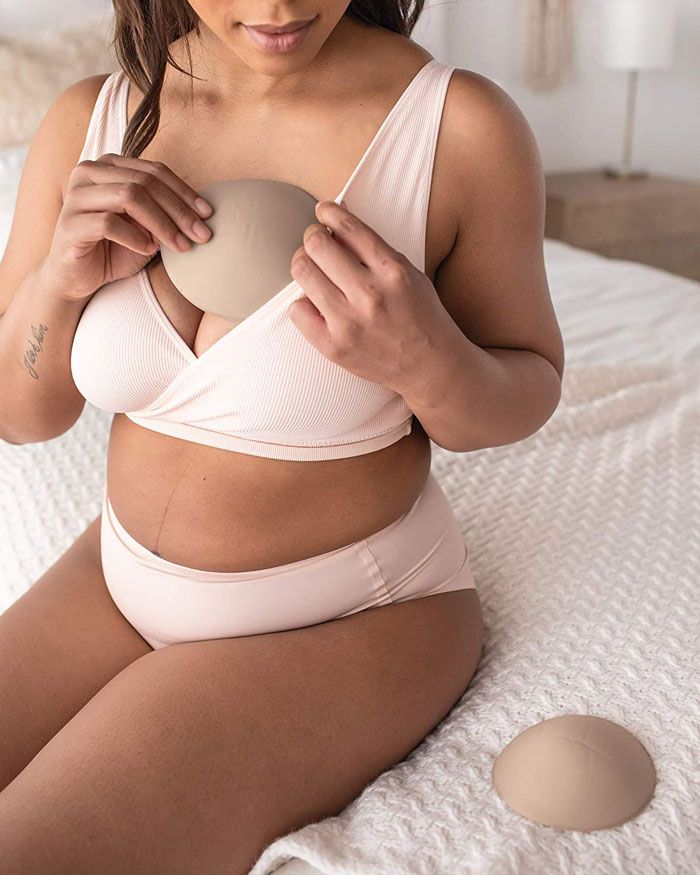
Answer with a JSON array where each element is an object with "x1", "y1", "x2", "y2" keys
[{"x1": 100, "y1": 472, "x2": 477, "y2": 650}]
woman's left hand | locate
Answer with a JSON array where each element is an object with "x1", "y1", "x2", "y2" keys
[{"x1": 287, "y1": 200, "x2": 460, "y2": 397}]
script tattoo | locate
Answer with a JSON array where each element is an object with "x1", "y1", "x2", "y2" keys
[{"x1": 23, "y1": 322, "x2": 48, "y2": 380}]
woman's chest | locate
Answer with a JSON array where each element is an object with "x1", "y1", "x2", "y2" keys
[{"x1": 132, "y1": 108, "x2": 457, "y2": 359}]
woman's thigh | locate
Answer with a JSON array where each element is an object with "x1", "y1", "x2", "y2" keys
[
  {"x1": 0, "y1": 512, "x2": 153, "y2": 791},
  {"x1": 0, "y1": 588, "x2": 483, "y2": 875}
]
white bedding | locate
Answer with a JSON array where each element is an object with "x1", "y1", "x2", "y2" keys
[{"x1": 1, "y1": 150, "x2": 698, "y2": 875}]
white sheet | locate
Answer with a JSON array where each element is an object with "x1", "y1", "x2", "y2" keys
[
  {"x1": 543, "y1": 237, "x2": 700, "y2": 365},
  {"x1": 1, "y1": 150, "x2": 698, "y2": 875}
]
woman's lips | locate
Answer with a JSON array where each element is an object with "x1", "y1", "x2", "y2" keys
[{"x1": 242, "y1": 17, "x2": 315, "y2": 53}]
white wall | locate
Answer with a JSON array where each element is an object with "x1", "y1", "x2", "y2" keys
[{"x1": 442, "y1": 0, "x2": 700, "y2": 180}]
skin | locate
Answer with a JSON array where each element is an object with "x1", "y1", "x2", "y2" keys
[{"x1": 0, "y1": 1, "x2": 564, "y2": 871}]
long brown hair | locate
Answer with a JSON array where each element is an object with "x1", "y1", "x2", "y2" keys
[{"x1": 112, "y1": 1, "x2": 426, "y2": 159}]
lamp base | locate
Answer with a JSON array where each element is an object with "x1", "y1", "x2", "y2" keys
[{"x1": 602, "y1": 164, "x2": 649, "y2": 180}]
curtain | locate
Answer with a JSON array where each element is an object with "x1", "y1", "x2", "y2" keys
[{"x1": 523, "y1": 0, "x2": 575, "y2": 91}]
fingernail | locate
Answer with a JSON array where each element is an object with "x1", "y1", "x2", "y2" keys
[
  {"x1": 191, "y1": 219, "x2": 211, "y2": 242},
  {"x1": 304, "y1": 226, "x2": 326, "y2": 249},
  {"x1": 195, "y1": 197, "x2": 213, "y2": 217}
]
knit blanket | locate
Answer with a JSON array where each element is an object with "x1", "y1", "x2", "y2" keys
[
  {"x1": 251, "y1": 358, "x2": 700, "y2": 874},
  {"x1": 2, "y1": 358, "x2": 698, "y2": 875}
]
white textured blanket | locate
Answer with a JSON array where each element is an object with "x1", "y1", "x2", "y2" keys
[{"x1": 247, "y1": 359, "x2": 700, "y2": 875}]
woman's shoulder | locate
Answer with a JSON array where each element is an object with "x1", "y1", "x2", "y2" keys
[
  {"x1": 46, "y1": 73, "x2": 114, "y2": 131},
  {"x1": 439, "y1": 67, "x2": 540, "y2": 169},
  {"x1": 32, "y1": 74, "x2": 115, "y2": 193},
  {"x1": 38, "y1": 76, "x2": 113, "y2": 162},
  {"x1": 0, "y1": 73, "x2": 114, "y2": 314},
  {"x1": 416, "y1": 64, "x2": 544, "y2": 281},
  {"x1": 10, "y1": 74, "x2": 115, "y2": 202},
  {"x1": 436, "y1": 68, "x2": 543, "y2": 236}
]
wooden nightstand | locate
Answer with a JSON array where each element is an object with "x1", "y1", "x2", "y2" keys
[{"x1": 544, "y1": 170, "x2": 700, "y2": 282}]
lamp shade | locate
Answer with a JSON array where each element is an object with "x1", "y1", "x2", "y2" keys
[{"x1": 602, "y1": 0, "x2": 677, "y2": 70}]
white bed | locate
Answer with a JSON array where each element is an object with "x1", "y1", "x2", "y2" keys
[{"x1": 1, "y1": 142, "x2": 698, "y2": 875}]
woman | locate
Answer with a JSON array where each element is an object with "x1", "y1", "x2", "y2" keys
[{"x1": 0, "y1": 1, "x2": 564, "y2": 872}]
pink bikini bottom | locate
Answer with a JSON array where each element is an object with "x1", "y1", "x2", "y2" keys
[{"x1": 100, "y1": 472, "x2": 477, "y2": 650}]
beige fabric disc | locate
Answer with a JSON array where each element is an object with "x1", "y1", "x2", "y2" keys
[
  {"x1": 160, "y1": 178, "x2": 318, "y2": 321},
  {"x1": 492, "y1": 714, "x2": 656, "y2": 832}
]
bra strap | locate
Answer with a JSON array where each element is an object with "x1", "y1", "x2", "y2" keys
[
  {"x1": 77, "y1": 70, "x2": 128, "y2": 163},
  {"x1": 341, "y1": 59, "x2": 457, "y2": 273}
]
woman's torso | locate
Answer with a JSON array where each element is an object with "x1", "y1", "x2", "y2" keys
[{"x1": 97, "y1": 30, "x2": 458, "y2": 571}]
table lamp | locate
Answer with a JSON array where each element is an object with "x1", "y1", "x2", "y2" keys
[{"x1": 602, "y1": 0, "x2": 677, "y2": 179}]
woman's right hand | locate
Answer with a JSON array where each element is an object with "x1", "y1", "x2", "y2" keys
[{"x1": 43, "y1": 153, "x2": 213, "y2": 302}]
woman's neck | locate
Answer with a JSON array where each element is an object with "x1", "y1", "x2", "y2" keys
[{"x1": 171, "y1": 14, "x2": 369, "y2": 113}]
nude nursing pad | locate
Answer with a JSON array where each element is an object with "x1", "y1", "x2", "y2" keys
[
  {"x1": 492, "y1": 714, "x2": 656, "y2": 832},
  {"x1": 160, "y1": 178, "x2": 318, "y2": 321}
]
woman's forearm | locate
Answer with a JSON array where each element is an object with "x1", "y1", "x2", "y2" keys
[
  {"x1": 399, "y1": 323, "x2": 563, "y2": 453},
  {"x1": 0, "y1": 259, "x2": 89, "y2": 444}
]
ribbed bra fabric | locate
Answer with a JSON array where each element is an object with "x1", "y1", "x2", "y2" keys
[{"x1": 70, "y1": 59, "x2": 457, "y2": 460}]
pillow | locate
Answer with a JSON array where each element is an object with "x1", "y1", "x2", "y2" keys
[
  {"x1": 0, "y1": 2, "x2": 113, "y2": 37},
  {"x1": 0, "y1": 20, "x2": 117, "y2": 149}
]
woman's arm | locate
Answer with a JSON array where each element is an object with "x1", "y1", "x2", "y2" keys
[
  {"x1": 0, "y1": 76, "x2": 109, "y2": 443},
  {"x1": 0, "y1": 76, "x2": 212, "y2": 445},
  {"x1": 401, "y1": 70, "x2": 564, "y2": 453}
]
